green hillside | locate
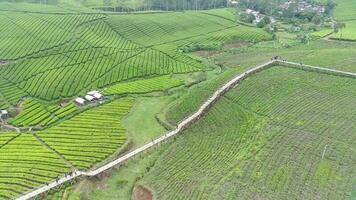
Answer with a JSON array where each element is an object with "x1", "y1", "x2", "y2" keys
[
  {"x1": 0, "y1": 4, "x2": 270, "y2": 107},
  {"x1": 0, "y1": 3, "x2": 272, "y2": 198},
  {"x1": 141, "y1": 66, "x2": 356, "y2": 200},
  {"x1": 1, "y1": 1, "x2": 356, "y2": 199}
]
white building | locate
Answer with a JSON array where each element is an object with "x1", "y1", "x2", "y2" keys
[
  {"x1": 74, "y1": 97, "x2": 86, "y2": 106},
  {"x1": 88, "y1": 91, "x2": 99, "y2": 96},
  {"x1": 85, "y1": 95, "x2": 95, "y2": 102},
  {"x1": 87, "y1": 91, "x2": 103, "y2": 100},
  {"x1": 0, "y1": 110, "x2": 9, "y2": 119},
  {"x1": 228, "y1": 0, "x2": 238, "y2": 6}
]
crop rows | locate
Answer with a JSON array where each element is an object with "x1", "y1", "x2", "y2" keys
[
  {"x1": 107, "y1": 12, "x2": 234, "y2": 46},
  {"x1": 142, "y1": 66, "x2": 356, "y2": 199},
  {"x1": 0, "y1": 6, "x2": 270, "y2": 105},
  {"x1": 37, "y1": 99, "x2": 133, "y2": 169},
  {"x1": 104, "y1": 75, "x2": 184, "y2": 95},
  {"x1": 0, "y1": 10, "x2": 101, "y2": 59},
  {"x1": 9, "y1": 98, "x2": 78, "y2": 127},
  {"x1": 0, "y1": 2, "x2": 93, "y2": 14},
  {"x1": 0, "y1": 77, "x2": 25, "y2": 109},
  {"x1": 0, "y1": 133, "x2": 70, "y2": 199}
]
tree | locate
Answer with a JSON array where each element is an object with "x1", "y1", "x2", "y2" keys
[
  {"x1": 312, "y1": 14, "x2": 323, "y2": 25},
  {"x1": 297, "y1": 32, "x2": 310, "y2": 45},
  {"x1": 257, "y1": 16, "x2": 271, "y2": 28},
  {"x1": 239, "y1": 12, "x2": 255, "y2": 23},
  {"x1": 325, "y1": 0, "x2": 336, "y2": 15},
  {"x1": 103, "y1": 0, "x2": 113, "y2": 10},
  {"x1": 333, "y1": 22, "x2": 346, "y2": 38}
]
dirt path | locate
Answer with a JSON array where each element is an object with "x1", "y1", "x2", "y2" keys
[
  {"x1": 133, "y1": 185, "x2": 153, "y2": 200},
  {"x1": 0, "y1": 60, "x2": 10, "y2": 67}
]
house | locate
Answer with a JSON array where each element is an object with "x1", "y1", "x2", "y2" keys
[
  {"x1": 87, "y1": 91, "x2": 103, "y2": 100},
  {"x1": 87, "y1": 91, "x2": 99, "y2": 96},
  {"x1": 74, "y1": 97, "x2": 86, "y2": 106},
  {"x1": 0, "y1": 110, "x2": 9, "y2": 119},
  {"x1": 92, "y1": 92, "x2": 103, "y2": 100},
  {"x1": 228, "y1": 0, "x2": 238, "y2": 6},
  {"x1": 84, "y1": 95, "x2": 95, "y2": 102},
  {"x1": 245, "y1": 9, "x2": 265, "y2": 24}
]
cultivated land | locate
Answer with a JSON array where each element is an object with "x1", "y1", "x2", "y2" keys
[
  {"x1": 0, "y1": 3, "x2": 272, "y2": 199},
  {"x1": 141, "y1": 66, "x2": 356, "y2": 200},
  {"x1": 0, "y1": 1, "x2": 356, "y2": 200}
]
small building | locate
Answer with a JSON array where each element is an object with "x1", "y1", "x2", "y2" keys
[
  {"x1": 92, "y1": 92, "x2": 103, "y2": 100},
  {"x1": 87, "y1": 91, "x2": 103, "y2": 100},
  {"x1": 228, "y1": 0, "x2": 238, "y2": 6},
  {"x1": 84, "y1": 95, "x2": 95, "y2": 102},
  {"x1": 0, "y1": 110, "x2": 9, "y2": 119},
  {"x1": 74, "y1": 97, "x2": 86, "y2": 106},
  {"x1": 88, "y1": 91, "x2": 99, "y2": 96}
]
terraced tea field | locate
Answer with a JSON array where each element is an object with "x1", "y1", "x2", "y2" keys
[
  {"x1": 0, "y1": 3, "x2": 273, "y2": 198},
  {"x1": 0, "y1": 99, "x2": 132, "y2": 199},
  {"x1": 141, "y1": 66, "x2": 356, "y2": 200},
  {"x1": 0, "y1": 4, "x2": 270, "y2": 107},
  {"x1": 3, "y1": 0, "x2": 356, "y2": 199}
]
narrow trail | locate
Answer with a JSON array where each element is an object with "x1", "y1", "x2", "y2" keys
[{"x1": 16, "y1": 60, "x2": 356, "y2": 200}]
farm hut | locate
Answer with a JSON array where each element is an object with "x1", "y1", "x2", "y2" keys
[
  {"x1": 92, "y1": 92, "x2": 103, "y2": 100},
  {"x1": 74, "y1": 97, "x2": 86, "y2": 106},
  {"x1": 84, "y1": 95, "x2": 95, "y2": 102},
  {"x1": 0, "y1": 110, "x2": 8, "y2": 118},
  {"x1": 88, "y1": 91, "x2": 99, "y2": 95},
  {"x1": 87, "y1": 91, "x2": 103, "y2": 100}
]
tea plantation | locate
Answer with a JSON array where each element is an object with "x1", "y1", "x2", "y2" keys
[
  {"x1": 141, "y1": 66, "x2": 356, "y2": 200},
  {"x1": 0, "y1": 2, "x2": 273, "y2": 199},
  {"x1": 1, "y1": 0, "x2": 356, "y2": 199}
]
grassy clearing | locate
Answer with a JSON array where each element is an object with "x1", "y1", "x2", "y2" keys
[
  {"x1": 141, "y1": 66, "x2": 356, "y2": 199},
  {"x1": 71, "y1": 147, "x2": 166, "y2": 200},
  {"x1": 123, "y1": 96, "x2": 174, "y2": 147},
  {"x1": 333, "y1": 0, "x2": 356, "y2": 20}
]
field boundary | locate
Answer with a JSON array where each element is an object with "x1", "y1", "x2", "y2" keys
[{"x1": 16, "y1": 59, "x2": 356, "y2": 200}]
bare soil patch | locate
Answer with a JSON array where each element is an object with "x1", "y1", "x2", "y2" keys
[
  {"x1": 223, "y1": 41, "x2": 249, "y2": 49},
  {"x1": 192, "y1": 50, "x2": 220, "y2": 58},
  {"x1": 0, "y1": 60, "x2": 10, "y2": 67},
  {"x1": 133, "y1": 185, "x2": 153, "y2": 200}
]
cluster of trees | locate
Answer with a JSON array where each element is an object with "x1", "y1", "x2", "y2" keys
[{"x1": 238, "y1": 0, "x2": 336, "y2": 20}]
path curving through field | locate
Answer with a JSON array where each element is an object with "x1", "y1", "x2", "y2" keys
[{"x1": 16, "y1": 60, "x2": 356, "y2": 200}]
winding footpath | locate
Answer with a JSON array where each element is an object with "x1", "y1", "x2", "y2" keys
[{"x1": 16, "y1": 60, "x2": 356, "y2": 200}]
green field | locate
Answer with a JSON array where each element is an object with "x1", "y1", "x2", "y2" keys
[
  {"x1": 326, "y1": 0, "x2": 356, "y2": 40},
  {"x1": 0, "y1": 3, "x2": 274, "y2": 198},
  {"x1": 0, "y1": 133, "x2": 71, "y2": 199},
  {"x1": 0, "y1": 4, "x2": 270, "y2": 107},
  {"x1": 1, "y1": 0, "x2": 356, "y2": 199},
  {"x1": 140, "y1": 66, "x2": 356, "y2": 199}
]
